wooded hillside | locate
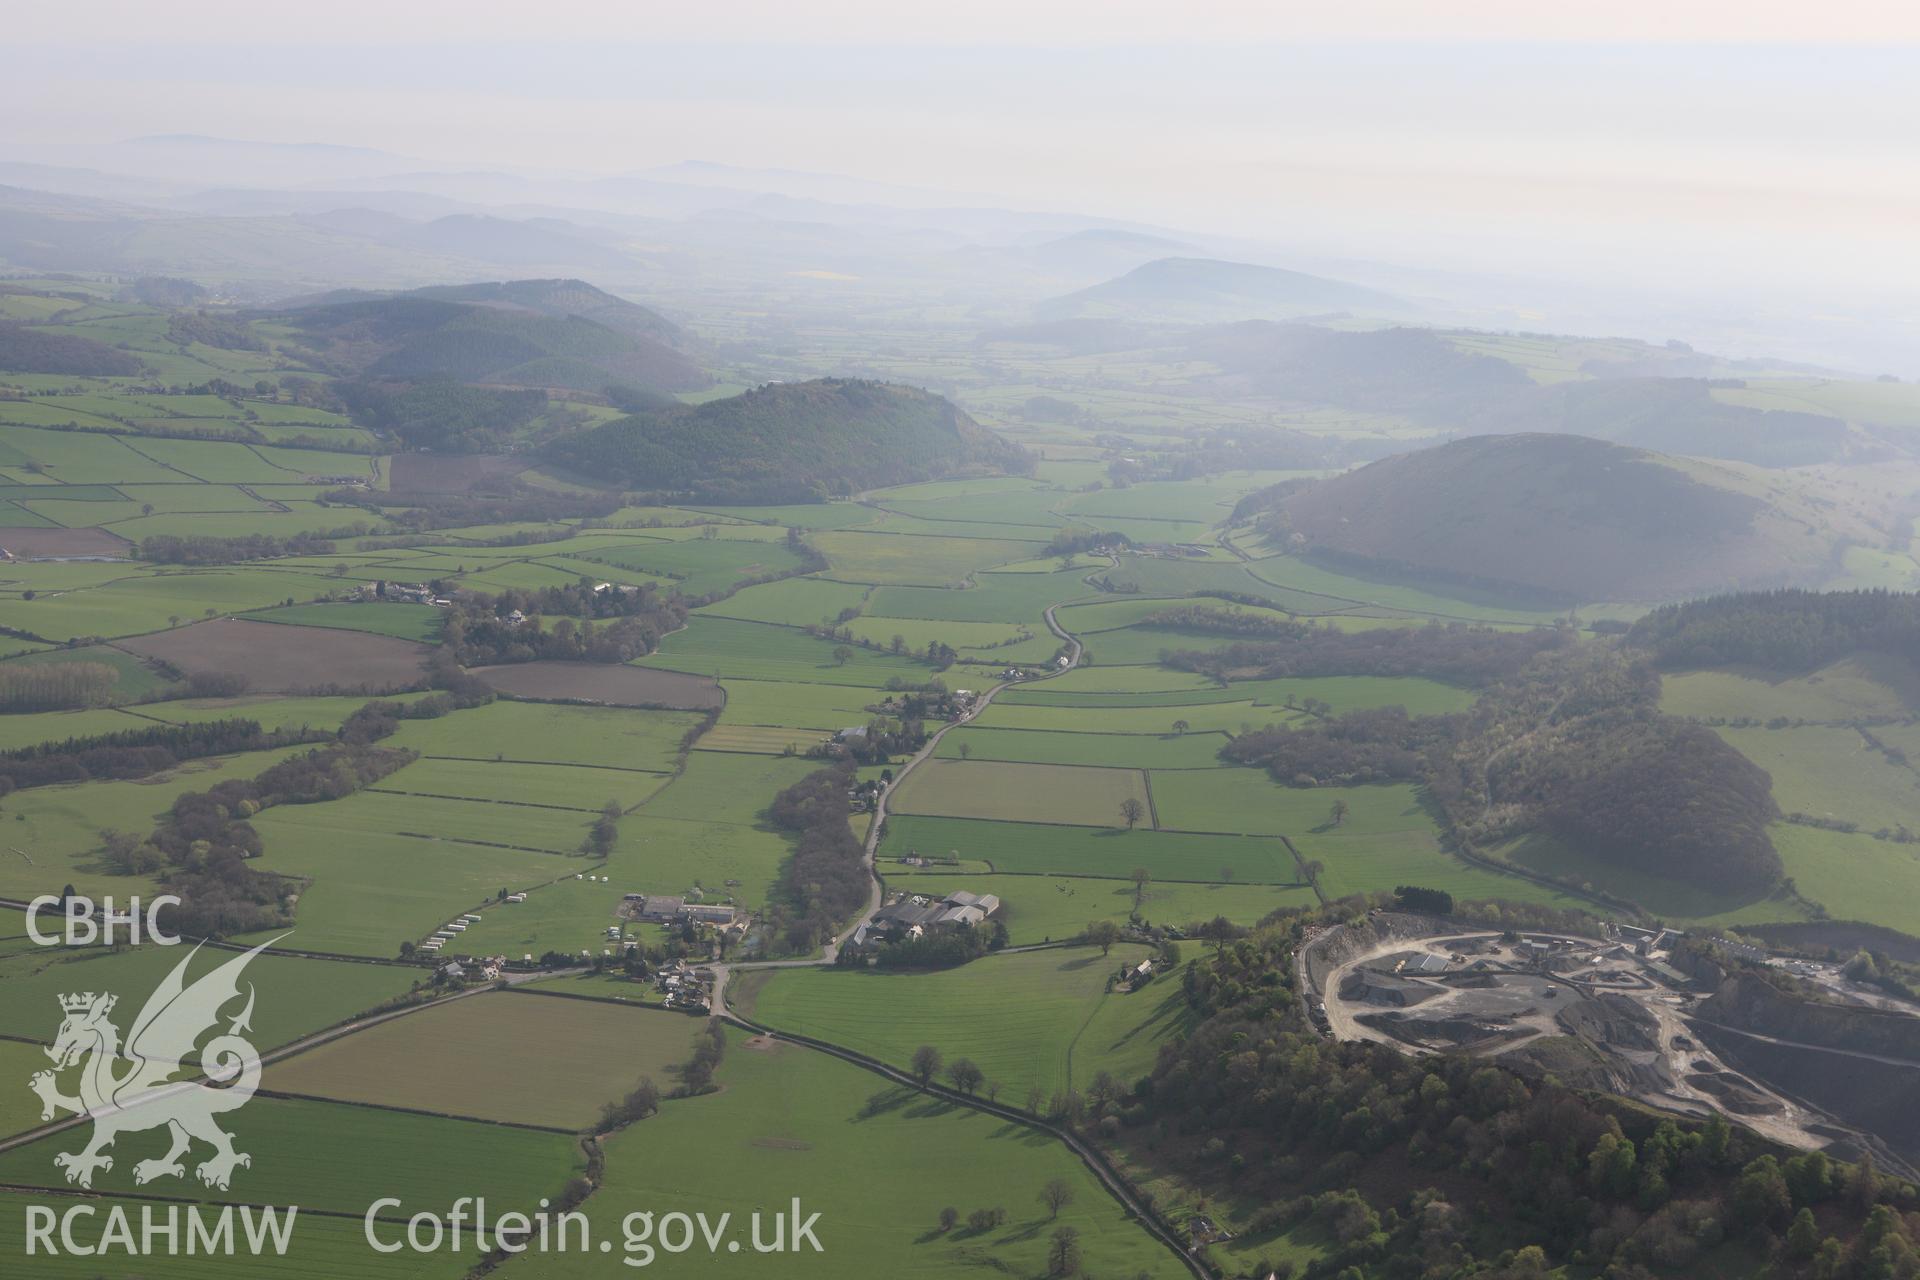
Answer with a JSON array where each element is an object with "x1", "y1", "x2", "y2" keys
[{"x1": 545, "y1": 378, "x2": 1033, "y2": 503}]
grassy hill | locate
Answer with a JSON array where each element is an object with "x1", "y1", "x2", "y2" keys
[
  {"x1": 545, "y1": 378, "x2": 1033, "y2": 503},
  {"x1": 1035, "y1": 256, "x2": 1401, "y2": 322},
  {"x1": 275, "y1": 278, "x2": 704, "y2": 393},
  {"x1": 1258, "y1": 433, "x2": 1864, "y2": 602}
]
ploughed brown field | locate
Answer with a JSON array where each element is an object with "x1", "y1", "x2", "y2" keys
[
  {"x1": 0, "y1": 526, "x2": 131, "y2": 558},
  {"x1": 471, "y1": 660, "x2": 722, "y2": 709},
  {"x1": 116, "y1": 618, "x2": 432, "y2": 692}
]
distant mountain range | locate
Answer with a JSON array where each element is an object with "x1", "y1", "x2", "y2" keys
[
  {"x1": 1035, "y1": 257, "x2": 1404, "y2": 322},
  {"x1": 1251, "y1": 433, "x2": 1868, "y2": 602},
  {"x1": 545, "y1": 378, "x2": 1032, "y2": 503}
]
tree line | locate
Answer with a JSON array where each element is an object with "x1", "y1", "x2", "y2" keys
[
  {"x1": 0, "y1": 717, "x2": 329, "y2": 794},
  {"x1": 0, "y1": 661, "x2": 123, "y2": 712},
  {"x1": 1628, "y1": 588, "x2": 1920, "y2": 672},
  {"x1": 137, "y1": 531, "x2": 373, "y2": 564},
  {"x1": 765, "y1": 764, "x2": 870, "y2": 955}
]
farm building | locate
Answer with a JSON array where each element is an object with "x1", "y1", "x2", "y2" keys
[
  {"x1": 630, "y1": 894, "x2": 737, "y2": 927},
  {"x1": 870, "y1": 889, "x2": 1001, "y2": 940}
]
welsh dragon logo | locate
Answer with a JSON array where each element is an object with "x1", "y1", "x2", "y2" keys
[{"x1": 28, "y1": 938, "x2": 281, "y2": 1191}]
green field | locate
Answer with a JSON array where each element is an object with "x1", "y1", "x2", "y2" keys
[
  {"x1": 882, "y1": 814, "x2": 1301, "y2": 883},
  {"x1": 583, "y1": 538, "x2": 811, "y2": 596},
  {"x1": 266, "y1": 992, "x2": 705, "y2": 1128},
  {"x1": 892, "y1": 758, "x2": 1150, "y2": 828},
  {"x1": 1486, "y1": 832, "x2": 1797, "y2": 925},
  {"x1": 258, "y1": 787, "x2": 592, "y2": 854},
  {"x1": 449, "y1": 874, "x2": 633, "y2": 958},
  {"x1": 813, "y1": 530, "x2": 1040, "y2": 585},
  {"x1": 613, "y1": 814, "x2": 795, "y2": 909},
  {"x1": 0, "y1": 1189, "x2": 473, "y2": 1280},
  {"x1": 1718, "y1": 726, "x2": 1920, "y2": 833},
  {"x1": 0, "y1": 943, "x2": 415, "y2": 1051},
  {"x1": 971, "y1": 696, "x2": 1303, "y2": 736},
  {"x1": 716, "y1": 678, "x2": 897, "y2": 732},
  {"x1": 936, "y1": 724, "x2": 1229, "y2": 768},
  {"x1": 640, "y1": 616, "x2": 927, "y2": 686},
  {"x1": 1660, "y1": 655, "x2": 1920, "y2": 721},
  {"x1": 245, "y1": 821, "x2": 570, "y2": 956},
  {"x1": 550, "y1": 1029, "x2": 1183, "y2": 1279},
  {"x1": 372, "y1": 757, "x2": 669, "y2": 812},
  {"x1": 1772, "y1": 823, "x2": 1920, "y2": 935},
  {"x1": 1016, "y1": 665, "x2": 1222, "y2": 694},
  {"x1": 386, "y1": 700, "x2": 699, "y2": 770},
  {"x1": 1150, "y1": 771, "x2": 1432, "y2": 837},
  {"x1": 138, "y1": 692, "x2": 429, "y2": 733},
  {"x1": 999, "y1": 673, "x2": 1475, "y2": 715},
  {"x1": 0, "y1": 1040, "x2": 58, "y2": 1139},
  {"x1": 741, "y1": 945, "x2": 1162, "y2": 1099},
  {"x1": 249, "y1": 601, "x2": 445, "y2": 642},
  {"x1": 696, "y1": 575, "x2": 871, "y2": 626},
  {"x1": 0, "y1": 1096, "x2": 582, "y2": 1218}
]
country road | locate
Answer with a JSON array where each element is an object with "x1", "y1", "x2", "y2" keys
[
  {"x1": 696, "y1": 569, "x2": 1206, "y2": 1276},
  {"x1": 711, "y1": 577, "x2": 1091, "y2": 1007}
]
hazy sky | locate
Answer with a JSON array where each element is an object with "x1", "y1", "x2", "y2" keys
[{"x1": 7, "y1": 2, "x2": 1919, "y2": 304}]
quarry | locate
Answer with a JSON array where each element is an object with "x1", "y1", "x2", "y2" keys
[{"x1": 1304, "y1": 913, "x2": 1920, "y2": 1178}]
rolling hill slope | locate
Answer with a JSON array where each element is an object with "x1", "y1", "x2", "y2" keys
[
  {"x1": 1255, "y1": 433, "x2": 1869, "y2": 602},
  {"x1": 1035, "y1": 256, "x2": 1402, "y2": 322},
  {"x1": 274, "y1": 278, "x2": 705, "y2": 392},
  {"x1": 545, "y1": 378, "x2": 1033, "y2": 503}
]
